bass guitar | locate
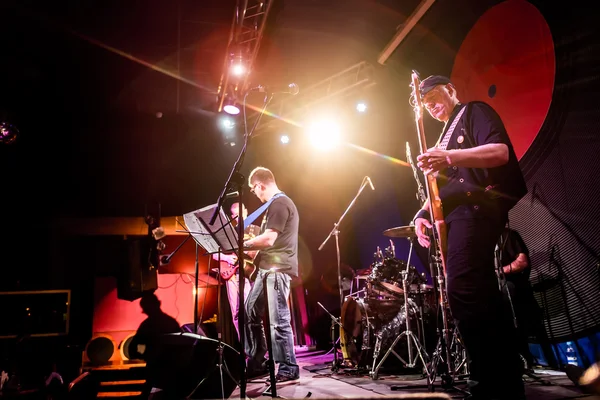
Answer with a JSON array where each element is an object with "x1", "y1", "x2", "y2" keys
[{"x1": 410, "y1": 71, "x2": 448, "y2": 273}]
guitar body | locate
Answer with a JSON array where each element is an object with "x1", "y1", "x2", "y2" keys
[
  {"x1": 219, "y1": 257, "x2": 258, "y2": 282},
  {"x1": 218, "y1": 225, "x2": 260, "y2": 282}
]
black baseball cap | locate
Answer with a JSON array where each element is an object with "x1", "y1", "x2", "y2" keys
[{"x1": 419, "y1": 75, "x2": 452, "y2": 95}]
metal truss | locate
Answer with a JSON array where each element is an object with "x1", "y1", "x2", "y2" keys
[
  {"x1": 250, "y1": 60, "x2": 377, "y2": 136},
  {"x1": 216, "y1": 0, "x2": 275, "y2": 113}
]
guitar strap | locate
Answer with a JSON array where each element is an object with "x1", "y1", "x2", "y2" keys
[
  {"x1": 243, "y1": 192, "x2": 286, "y2": 229},
  {"x1": 436, "y1": 104, "x2": 466, "y2": 150}
]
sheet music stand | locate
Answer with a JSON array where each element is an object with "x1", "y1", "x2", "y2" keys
[
  {"x1": 182, "y1": 204, "x2": 242, "y2": 398},
  {"x1": 183, "y1": 203, "x2": 239, "y2": 325}
]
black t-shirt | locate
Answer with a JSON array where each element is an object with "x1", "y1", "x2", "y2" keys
[
  {"x1": 254, "y1": 194, "x2": 299, "y2": 277},
  {"x1": 436, "y1": 101, "x2": 527, "y2": 223},
  {"x1": 499, "y1": 228, "x2": 531, "y2": 290}
]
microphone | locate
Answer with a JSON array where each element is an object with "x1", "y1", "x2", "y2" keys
[
  {"x1": 225, "y1": 191, "x2": 239, "y2": 199},
  {"x1": 250, "y1": 83, "x2": 299, "y2": 95},
  {"x1": 366, "y1": 176, "x2": 375, "y2": 190}
]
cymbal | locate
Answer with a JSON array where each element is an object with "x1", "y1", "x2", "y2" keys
[{"x1": 383, "y1": 225, "x2": 416, "y2": 238}]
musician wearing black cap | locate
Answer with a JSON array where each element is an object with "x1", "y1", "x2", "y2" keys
[{"x1": 413, "y1": 75, "x2": 528, "y2": 399}]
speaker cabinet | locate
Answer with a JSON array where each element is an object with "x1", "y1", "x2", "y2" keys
[
  {"x1": 116, "y1": 237, "x2": 158, "y2": 301},
  {"x1": 151, "y1": 333, "x2": 240, "y2": 399}
]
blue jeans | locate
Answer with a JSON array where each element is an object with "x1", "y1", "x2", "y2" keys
[{"x1": 244, "y1": 269, "x2": 299, "y2": 378}]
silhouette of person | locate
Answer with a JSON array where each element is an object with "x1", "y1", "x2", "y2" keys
[{"x1": 129, "y1": 291, "x2": 181, "y2": 399}]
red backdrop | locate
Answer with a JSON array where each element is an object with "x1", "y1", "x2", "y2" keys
[
  {"x1": 92, "y1": 236, "x2": 218, "y2": 345},
  {"x1": 451, "y1": 0, "x2": 555, "y2": 160}
]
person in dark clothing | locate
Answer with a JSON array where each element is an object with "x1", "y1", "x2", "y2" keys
[
  {"x1": 129, "y1": 291, "x2": 181, "y2": 399},
  {"x1": 498, "y1": 226, "x2": 558, "y2": 370},
  {"x1": 243, "y1": 166, "x2": 300, "y2": 382},
  {"x1": 413, "y1": 75, "x2": 528, "y2": 399}
]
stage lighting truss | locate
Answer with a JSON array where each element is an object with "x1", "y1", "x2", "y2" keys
[{"x1": 216, "y1": 0, "x2": 275, "y2": 115}]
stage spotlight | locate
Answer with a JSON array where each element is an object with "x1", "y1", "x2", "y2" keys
[
  {"x1": 223, "y1": 98, "x2": 240, "y2": 115},
  {"x1": 220, "y1": 116, "x2": 235, "y2": 129},
  {"x1": 307, "y1": 119, "x2": 341, "y2": 151},
  {"x1": 280, "y1": 135, "x2": 290, "y2": 144},
  {"x1": 356, "y1": 102, "x2": 367, "y2": 113},
  {"x1": 230, "y1": 64, "x2": 245, "y2": 76}
]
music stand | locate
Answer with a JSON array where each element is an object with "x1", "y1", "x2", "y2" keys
[
  {"x1": 182, "y1": 204, "x2": 242, "y2": 398},
  {"x1": 183, "y1": 205, "x2": 237, "y2": 328}
]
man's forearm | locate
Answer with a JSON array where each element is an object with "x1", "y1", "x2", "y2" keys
[
  {"x1": 449, "y1": 143, "x2": 509, "y2": 168},
  {"x1": 244, "y1": 232, "x2": 276, "y2": 250},
  {"x1": 502, "y1": 253, "x2": 528, "y2": 274}
]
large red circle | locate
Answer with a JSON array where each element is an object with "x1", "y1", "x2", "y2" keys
[{"x1": 450, "y1": 0, "x2": 555, "y2": 160}]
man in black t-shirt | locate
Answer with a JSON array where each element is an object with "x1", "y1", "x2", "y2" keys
[
  {"x1": 413, "y1": 75, "x2": 527, "y2": 399},
  {"x1": 242, "y1": 166, "x2": 300, "y2": 382},
  {"x1": 498, "y1": 226, "x2": 558, "y2": 370}
]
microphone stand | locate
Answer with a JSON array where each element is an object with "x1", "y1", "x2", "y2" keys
[
  {"x1": 318, "y1": 176, "x2": 373, "y2": 371},
  {"x1": 208, "y1": 91, "x2": 273, "y2": 399}
]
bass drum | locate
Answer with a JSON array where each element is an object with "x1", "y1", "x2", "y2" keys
[
  {"x1": 340, "y1": 297, "x2": 401, "y2": 369},
  {"x1": 341, "y1": 297, "x2": 437, "y2": 373}
]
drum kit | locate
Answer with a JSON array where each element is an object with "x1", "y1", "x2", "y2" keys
[{"x1": 335, "y1": 225, "x2": 468, "y2": 384}]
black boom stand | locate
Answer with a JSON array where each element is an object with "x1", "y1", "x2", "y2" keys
[
  {"x1": 208, "y1": 91, "x2": 274, "y2": 399},
  {"x1": 317, "y1": 176, "x2": 374, "y2": 371}
]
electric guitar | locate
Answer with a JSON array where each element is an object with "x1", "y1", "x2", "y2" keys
[{"x1": 214, "y1": 224, "x2": 261, "y2": 282}]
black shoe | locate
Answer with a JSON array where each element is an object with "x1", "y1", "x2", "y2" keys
[
  {"x1": 246, "y1": 365, "x2": 269, "y2": 380},
  {"x1": 275, "y1": 374, "x2": 299, "y2": 383},
  {"x1": 246, "y1": 363, "x2": 269, "y2": 380}
]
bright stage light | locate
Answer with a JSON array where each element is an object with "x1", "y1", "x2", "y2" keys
[
  {"x1": 307, "y1": 119, "x2": 341, "y2": 151},
  {"x1": 220, "y1": 117, "x2": 235, "y2": 129},
  {"x1": 356, "y1": 102, "x2": 367, "y2": 113},
  {"x1": 230, "y1": 64, "x2": 246, "y2": 76},
  {"x1": 223, "y1": 104, "x2": 240, "y2": 115},
  {"x1": 223, "y1": 97, "x2": 240, "y2": 115},
  {"x1": 280, "y1": 135, "x2": 290, "y2": 144}
]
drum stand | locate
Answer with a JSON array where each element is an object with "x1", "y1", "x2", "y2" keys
[
  {"x1": 423, "y1": 251, "x2": 469, "y2": 393},
  {"x1": 370, "y1": 273, "x2": 430, "y2": 380},
  {"x1": 391, "y1": 250, "x2": 468, "y2": 395},
  {"x1": 370, "y1": 239, "x2": 430, "y2": 380},
  {"x1": 317, "y1": 301, "x2": 343, "y2": 372}
]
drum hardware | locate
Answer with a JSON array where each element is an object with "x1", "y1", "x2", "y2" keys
[
  {"x1": 317, "y1": 301, "x2": 344, "y2": 368},
  {"x1": 346, "y1": 288, "x2": 367, "y2": 299},
  {"x1": 418, "y1": 252, "x2": 469, "y2": 394},
  {"x1": 370, "y1": 236, "x2": 430, "y2": 380},
  {"x1": 368, "y1": 245, "x2": 414, "y2": 296}
]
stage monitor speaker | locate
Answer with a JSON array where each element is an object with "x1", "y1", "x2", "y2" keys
[
  {"x1": 116, "y1": 237, "x2": 158, "y2": 301},
  {"x1": 83, "y1": 333, "x2": 118, "y2": 366},
  {"x1": 151, "y1": 332, "x2": 240, "y2": 399}
]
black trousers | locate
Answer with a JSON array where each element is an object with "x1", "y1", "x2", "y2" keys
[{"x1": 445, "y1": 217, "x2": 524, "y2": 398}]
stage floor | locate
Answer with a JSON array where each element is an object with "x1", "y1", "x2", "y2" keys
[{"x1": 231, "y1": 347, "x2": 600, "y2": 399}]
